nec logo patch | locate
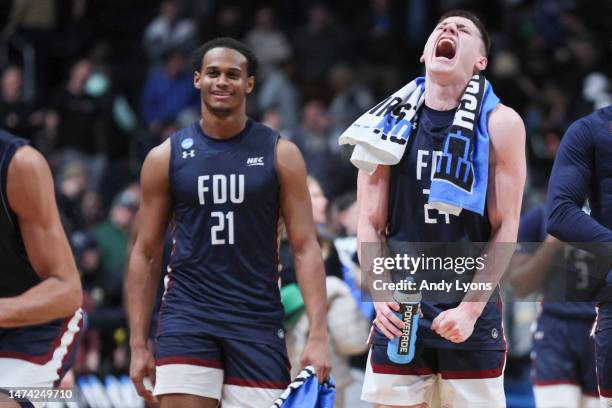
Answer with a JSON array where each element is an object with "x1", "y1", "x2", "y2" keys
[{"x1": 246, "y1": 157, "x2": 264, "y2": 166}]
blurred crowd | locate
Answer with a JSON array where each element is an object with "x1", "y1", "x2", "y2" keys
[{"x1": 0, "y1": 0, "x2": 610, "y2": 405}]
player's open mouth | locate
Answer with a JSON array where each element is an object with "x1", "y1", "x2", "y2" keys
[{"x1": 435, "y1": 38, "x2": 456, "y2": 60}]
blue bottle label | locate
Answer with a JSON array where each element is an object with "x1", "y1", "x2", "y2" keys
[{"x1": 387, "y1": 303, "x2": 420, "y2": 364}]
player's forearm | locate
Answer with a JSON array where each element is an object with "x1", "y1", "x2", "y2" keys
[
  {"x1": 509, "y1": 238, "x2": 560, "y2": 297},
  {"x1": 127, "y1": 251, "x2": 162, "y2": 348},
  {"x1": 509, "y1": 252, "x2": 551, "y2": 298},
  {"x1": 357, "y1": 221, "x2": 383, "y2": 263},
  {"x1": 547, "y1": 200, "x2": 612, "y2": 268},
  {"x1": 0, "y1": 276, "x2": 82, "y2": 327},
  {"x1": 294, "y1": 240, "x2": 328, "y2": 339},
  {"x1": 460, "y1": 222, "x2": 518, "y2": 315},
  {"x1": 547, "y1": 202, "x2": 612, "y2": 243},
  {"x1": 357, "y1": 222, "x2": 390, "y2": 298}
]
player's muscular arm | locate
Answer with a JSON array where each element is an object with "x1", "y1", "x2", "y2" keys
[
  {"x1": 357, "y1": 167, "x2": 404, "y2": 339},
  {"x1": 127, "y1": 139, "x2": 171, "y2": 401},
  {"x1": 433, "y1": 105, "x2": 526, "y2": 342},
  {"x1": 546, "y1": 121, "x2": 612, "y2": 243},
  {"x1": 357, "y1": 166, "x2": 389, "y2": 259},
  {"x1": 276, "y1": 139, "x2": 330, "y2": 380},
  {"x1": 0, "y1": 146, "x2": 82, "y2": 327}
]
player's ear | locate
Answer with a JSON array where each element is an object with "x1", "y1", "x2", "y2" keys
[
  {"x1": 475, "y1": 55, "x2": 488, "y2": 72},
  {"x1": 420, "y1": 54, "x2": 425, "y2": 64},
  {"x1": 245, "y1": 76, "x2": 255, "y2": 94},
  {"x1": 194, "y1": 71, "x2": 201, "y2": 90}
]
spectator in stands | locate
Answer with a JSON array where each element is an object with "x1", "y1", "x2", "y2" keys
[
  {"x1": 328, "y1": 64, "x2": 374, "y2": 139},
  {"x1": 47, "y1": 58, "x2": 114, "y2": 191},
  {"x1": 354, "y1": 0, "x2": 403, "y2": 95},
  {"x1": 289, "y1": 100, "x2": 336, "y2": 195},
  {"x1": 200, "y1": 5, "x2": 247, "y2": 42},
  {"x1": 56, "y1": 161, "x2": 89, "y2": 233},
  {"x1": 72, "y1": 227, "x2": 129, "y2": 374},
  {"x1": 70, "y1": 230, "x2": 104, "y2": 374},
  {"x1": 0, "y1": 65, "x2": 43, "y2": 141},
  {"x1": 257, "y1": 59, "x2": 300, "y2": 130},
  {"x1": 142, "y1": 0, "x2": 197, "y2": 66},
  {"x1": 243, "y1": 7, "x2": 291, "y2": 80},
  {"x1": 260, "y1": 109, "x2": 284, "y2": 135},
  {"x1": 92, "y1": 185, "x2": 139, "y2": 276},
  {"x1": 80, "y1": 190, "x2": 104, "y2": 230},
  {"x1": 139, "y1": 48, "x2": 198, "y2": 129},
  {"x1": 294, "y1": 3, "x2": 350, "y2": 97},
  {"x1": 2, "y1": 0, "x2": 58, "y2": 102}
]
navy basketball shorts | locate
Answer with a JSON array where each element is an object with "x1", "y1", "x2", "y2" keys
[
  {"x1": 595, "y1": 303, "x2": 612, "y2": 406},
  {"x1": 531, "y1": 313, "x2": 598, "y2": 408},
  {"x1": 0, "y1": 309, "x2": 83, "y2": 408},
  {"x1": 155, "y1": 333, "x2": 290, "y2": 408},
  {"x1": 362, "y1": 329, "x2": 506, "y2": 407}
]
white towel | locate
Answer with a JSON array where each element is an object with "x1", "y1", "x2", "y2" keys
[{"x1": 338, "y1": 78, "x2": 425, "y2": 175}]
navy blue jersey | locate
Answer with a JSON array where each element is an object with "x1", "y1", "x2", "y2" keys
[
  {"x1": 0, "y1": 130, "x2": 81, "y2": 364},
  {"x1": 517, "y1": 205, "x2": 596, "y2": 319},
  {"x1": 386, "y1": 105, "x2": 503, "y2": 350},
  {"x1": 0, "y1": 130, "x2": 40, "y2": 297},
  {"x1": 547, "y1": 106, "x2": 612, "y2": 265},
  {"x1": 158, "y1": 119, "x2": 285, "y2": 344}
]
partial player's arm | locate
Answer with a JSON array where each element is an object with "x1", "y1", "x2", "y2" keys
[
  {"x1": 509, "y1": 235, "x2": 561, "y2": 298},
  {"x1": 357, "y1": 166, "x2": 390, "y2": 260},
  {"x1": 0, "y1": 146, "x2": 82, "y2": 327},
  {"x1": 357, "y1": 166, "x2": 404, "y2": 340},
  {"x1": 276, "y1": 139, "x2": 330, "y2": 381},
  {"x1": 508, "y1": 206, "x2": 560, "y2": 297},
  {"x1": 127, "y1": 139, "x2": 172, "y2": 401},
  {"x1": 546, "y1": 120, "x2": 612, "y2": 243},
  {"x1": 433, "y1": 104, "x2": 526, "y2": 342}
]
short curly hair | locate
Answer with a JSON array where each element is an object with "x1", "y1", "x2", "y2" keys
[{"x1": 191, "y1": 37, "x2": 258, "y2": 77}]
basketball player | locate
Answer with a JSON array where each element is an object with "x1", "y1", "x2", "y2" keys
[
  {"x1": 358, "y1": 10, "x2": 526, "y2": 407},
  {"x1": 127, "y1": 37, "x2": 330, "y2": 408},
  {"x1": 511, "y1": 204, "x2": 598, "y2": 408},
  {"x1": 0, "y1": 130, "x2": 83, "y2": 404},
  {"x1": 546, "y1": 105, "x2": 612, "y2": 405}
]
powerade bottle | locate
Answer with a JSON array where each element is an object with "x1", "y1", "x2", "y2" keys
[{"x1": 387, "y1": 288, "x2": 421, "y2": 364}]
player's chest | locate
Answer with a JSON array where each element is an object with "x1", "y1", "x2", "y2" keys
[{"x1": 171, "y1": 153, "x2": 277, "y2": 206}]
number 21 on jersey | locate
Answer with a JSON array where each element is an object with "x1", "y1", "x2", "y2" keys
[{"x1": 198, "y1": 174, "x2": 245, "y2": 245}]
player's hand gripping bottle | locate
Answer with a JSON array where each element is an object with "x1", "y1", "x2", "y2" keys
[{"x1": 387, "y1": 288, "x2": 421, "y2": 364}]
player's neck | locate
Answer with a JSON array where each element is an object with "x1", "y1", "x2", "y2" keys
[
  {"x1": 424, "y1": 75, "x2": 469, "y2": 111},
  {"x1": 200, "y1": 110, "x2": 248, "y2": 140}
]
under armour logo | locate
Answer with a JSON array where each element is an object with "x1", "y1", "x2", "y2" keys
[
  {"x1": 182, "y1": 150, "x2": 195, "y2": 158},
  {"x1": 246, "y1": 157, "x2": 264, "y2": 166}
]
